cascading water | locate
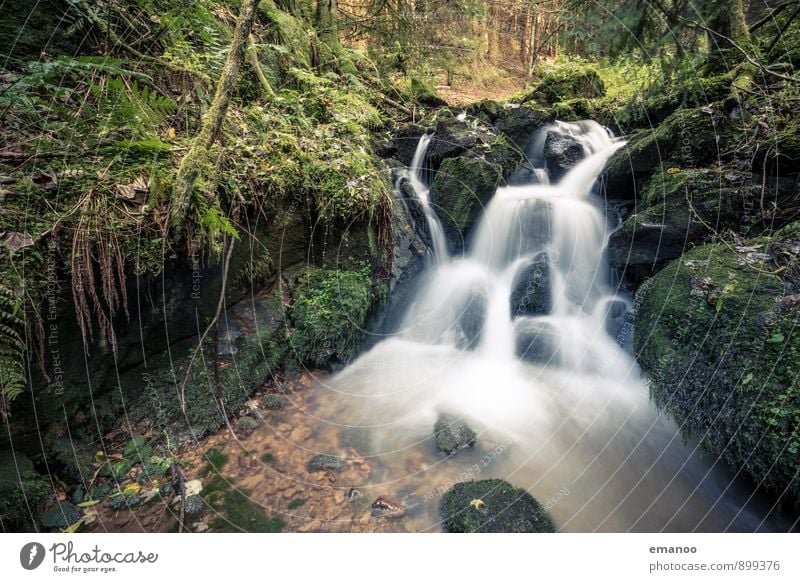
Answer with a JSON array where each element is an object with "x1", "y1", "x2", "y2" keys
[
  {"x1": 401, "y1": 133, "x2": 449, "y2": 262},
  {"x1": 308, "y1": 121, "x2": 792, "y2": 532}
]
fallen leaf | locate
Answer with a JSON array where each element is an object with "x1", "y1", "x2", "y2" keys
[{"x1": 0, "y1": 230, "x2": 34, "y2": 253}]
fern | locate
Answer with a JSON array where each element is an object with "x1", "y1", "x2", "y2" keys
[{"x1": 0, "y1": 285, "x2": 27, "y2": 406}]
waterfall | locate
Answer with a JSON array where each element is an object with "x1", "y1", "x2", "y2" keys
[
  {"x1": 315, "y1": 120, "x2": 788, "y2": 532},
  {"x1": 400, "y1": 120, "x2": 625, "y2": 367},
  {"x1": 404, "y1": 134, "x2": 449, "y2": 262}
]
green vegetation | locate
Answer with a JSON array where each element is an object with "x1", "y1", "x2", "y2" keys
[
  {"x1": 288, "y1": 267, "x2": 381, "y2": 365},
  {"x1": 635, "y1": 239, "x2": 800, "y2": 500}
]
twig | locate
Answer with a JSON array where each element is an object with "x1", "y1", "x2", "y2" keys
[{"x1": 178, "y1": 238, "x2": 236, "y2": 412}]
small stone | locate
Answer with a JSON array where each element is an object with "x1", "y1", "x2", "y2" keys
[
  {"x1": 307, "y1": 453, "x2": 345, "y2": 472},
  {"x1": 370, "y1": 496, "x2": 406, "y2": 518},
  {"x1": 184, "y1": 479, "x2": 203, "y2": 497},
  {"x1": 184, "y1": 495, "x2": 204, "y2": 517},
  {"x1": 434, "y1": 413, "x2": 477, "y2": 455}
]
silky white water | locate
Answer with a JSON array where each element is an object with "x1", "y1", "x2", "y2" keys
[{"x1": 312, "y1": 121, "x2": 792, "y2": 532}]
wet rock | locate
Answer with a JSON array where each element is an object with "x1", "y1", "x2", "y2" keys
[
  {"x1": 543, "y1": 131, "x2": 584, "y2": 181},
  {"x1": 494, "y1": 104, "x2": 554, "y2": 150},
  {"x1": 602, "y1": 107, "x2": 735, "y2": 201},
  {"x1": 41, "y1": 502, "x2": 80, "y2": 529},
  {"x1": 393, "y1": 124, "x2": 426, "y2": 166},
  {"x1": 510, "y1": 258, "x2": 551, "y2": 317},
  {"x1": 634, "y1": 239, "x2": 800, "y2": 504},
  {"x1": 370, "y1": 495, "x2": 406, "y2": 518},
  {"x1": 456, "y1": 290, "x2": 486, "y2": 349},
  {"x1": 440, "y1": 479, "x2": 556, "y2": 533},
  {"x1": 515, "y1": 320, "x2": 558, "y2": 364},
  {"x1": 184, "y1": 494, "x2": 204, "y2": 517},
  {"x1": 307, "y1": 454, "x2": 345, "y2": 472},
  {"x1": 431, "y1": 155, "x2": 502, "y2": 249},
  {"x1": 434, "y1": 414, "x2": 477, "y2": 455},
  {"x1": 607, "y1": 168, "x2": 749, "y2": 286}
]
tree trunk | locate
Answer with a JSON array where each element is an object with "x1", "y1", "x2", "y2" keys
[{"x1": 170, "y1": 0, "x2": 261, "y2": 230}]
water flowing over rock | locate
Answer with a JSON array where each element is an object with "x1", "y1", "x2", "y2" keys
[{"x1": 317, "y1": 119, "x2": 794, "y2": 533}]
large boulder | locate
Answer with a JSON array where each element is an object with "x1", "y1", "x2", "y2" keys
[
  {"x1": 608, "y1": 169, "x2": 749, "y2": 284},
  {"x1": 634, "y1": 235, "x2": 800, "y2": 502},
  {"x1": 603, "y1": 107, "x2": 737, "y2": 201},
  {"x1": 607, "y1": 167, "x2": 800, "y2": 287},
  {"x1": 521, "y1": 67, "x2": 605, "y2": 105},
  {"x1": 440, "y1": 479, "x2": 556, "y2": 532},
  {"x1": 430, "y1": 155, "x2": 502, "y2": 250},
  {"x1": 494, "y1": 103, "x2": 554, "y2": 150}
]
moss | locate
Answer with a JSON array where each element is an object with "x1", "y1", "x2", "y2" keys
[
  {"x1": 260, "y1": 452, "x2": 277, "y2": 465},
  {"x1": 410, "y1": 77, "x2": 446, "y2": 106},
  {"x1": 262, "y1": 394, "x2": 286, "y2": 410},
  {"x1": 521, "y1": 66, "x2": 605, "y2": 105},
  {"x1": 434, "y1": 414, "x2": 477, "y2": 455},
  {"x1": 440, "y1": 479, "x2": 556, "y2": 533},
  {"x1": 287, "y1": 497, "x2": 306, "y2": 510},
  {"x1": 0, "y1": 450, "x2": 50, "y2": 531},
  {"x1": 203, "y1": 448, "x2": 229, "y2": 476},
  {"x1": 431, "y1": 155, "x2": 502, "y2": 235},
  {"x1": 635, "y1": 242, "x2": 799, "y2": 501},
  {"x1": 288, "y1": 267, "x2": 377, "y2": 365}
]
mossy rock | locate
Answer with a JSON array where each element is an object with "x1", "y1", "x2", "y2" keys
[
  {"x1": 494, "y1": 103, "x2": 555, "y2": 150},
  {"x1": 288, "y1": 267, "x2": 379, "y2": 366},
  {"x1": 262, "y1": 394, "x2": 286, "y2": 410},
  {"x1": 603, "y1": 107, "x2": 738, "y2": 201},
  {"x1": 306, "y1": 453, "x2": 345, "y2": 472},
  {"x1": 237, "y1": 416, "x2": 260, "y2": 432},
  {"x1": 410, "y1": 77, "x2": 446, "y2": 107},
  {"x1": 0, "y1": 450, "x2": 50, "y2": 531},
  {"x1": 41, "y1": 502, "x2": 80, "y2": 530},
  {"x1": 465, "y1": 99, "x2": 504, "y2": 123},
  {"x1": 434, "y1": 414, "x2": 477, "y2": 455},
  {"x1": 522, "y1": 67, "x2": 605, "y2": 105},
  {"x1": 440, "y1": 479, "x2": 556, "y2": 533},
  {"x1": 184, "y1": 495, "x2": 205, "y2": 517},
  {"x1": 634, "y1": 241, "x2": 800, "y2": 501},
  {"x1": 431, "y1": 155, "x2": 503, "y2": 249},
  {"x1": 608, "y1": 168, "x2": 752, "y2": 283}
]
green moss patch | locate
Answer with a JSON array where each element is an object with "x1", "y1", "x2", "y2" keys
[
  {"x1": 635, "y1": 242, "x2": 799, "y2": 500},
  {"x1": 440, "y1": 479, "x2": 556, "y2": 533}
]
